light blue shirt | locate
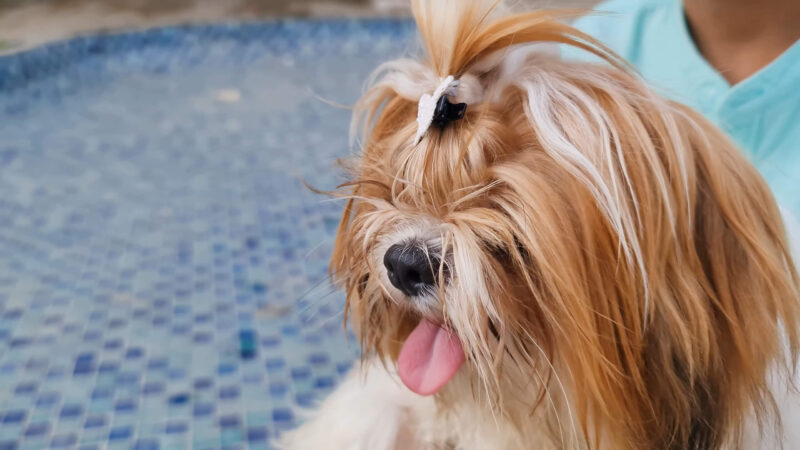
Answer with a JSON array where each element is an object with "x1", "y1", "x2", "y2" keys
[{"x1": 568, "y1": 0, "x2": 800, "y2": 215}]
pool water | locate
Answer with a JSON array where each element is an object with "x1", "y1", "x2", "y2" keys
[{"x1": 0, "y1": 20, "x2": 413, "y2": 450}]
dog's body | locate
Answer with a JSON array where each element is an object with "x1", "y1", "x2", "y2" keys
[
  {"x1": 291, "y1": 205, "x2": 800, "y2": 449},
  {"x1": 285, "y1": 353, "x2": 800, "y2": 449},
  {"x1": 279, "y1": 1, "x2": 800, "y2": 448}
]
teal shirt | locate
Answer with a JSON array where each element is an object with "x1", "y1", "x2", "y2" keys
[{"x1": 568, "y1": 0, "x2": 800, "y2": 215}]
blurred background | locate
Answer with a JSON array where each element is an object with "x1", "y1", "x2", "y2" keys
[
  {"x1": 0, "y1": 0, "x2": 597, "y2": 53},
  {"x1": 0, "y1": 1, "x2": 595, "y2": 450}
]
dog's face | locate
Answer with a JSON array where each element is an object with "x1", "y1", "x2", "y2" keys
[{"x1": 329, "y1": 4, "x2": 800, "y2": 449}]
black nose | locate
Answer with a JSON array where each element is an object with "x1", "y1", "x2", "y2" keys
[{"x1": 383, "y1": 244, "x2": 437, "y2": 297}]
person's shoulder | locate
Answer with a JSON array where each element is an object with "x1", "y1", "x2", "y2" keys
[{"x1": 569, "y1": 0, "x2": 675, "y2": 61}]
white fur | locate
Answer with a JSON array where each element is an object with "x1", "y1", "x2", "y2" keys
[
  {"x1": 276, "y1": 358, "x2": 563, "y2": 450},
  {"x1": 782, "y1": 207, "x2": 800, "y2": 263},
  {"x1": 274, "y1": 361, "x2": 436, "y2": 450},
  {"x1": 278, "y1": 358, "x2": 800, "y2": 450},
  {"x1": 767, "y1": 207, "x2": 800, "y2": 448}
]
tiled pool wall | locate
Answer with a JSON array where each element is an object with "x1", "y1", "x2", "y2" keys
[{"x1": 0, "y1": 19, "x2": 414, "y2": 449}]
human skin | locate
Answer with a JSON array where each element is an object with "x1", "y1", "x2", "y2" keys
[{"x1": 683, "y1": 0, "x2": 800, "y2": 84}]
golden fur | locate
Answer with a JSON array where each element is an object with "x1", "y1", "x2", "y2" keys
[{"x1": 326, "y1": 1, "x2": 800, "y2": 448}]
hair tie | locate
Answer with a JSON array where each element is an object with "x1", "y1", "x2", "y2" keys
[{"x1": 414, "y1": 76, "x2": 468, "y2": 145}]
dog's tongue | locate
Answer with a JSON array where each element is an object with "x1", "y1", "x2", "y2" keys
[{"x1": 397, "y1": 319, "x2": 465, "y2": 396}]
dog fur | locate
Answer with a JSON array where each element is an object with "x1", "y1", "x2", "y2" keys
[{"x1": 278, "y1": 1, "x2": 800, "y2": 448}]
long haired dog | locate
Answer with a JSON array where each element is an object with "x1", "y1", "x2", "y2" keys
[{"x1": 279, "y1": 1, "x2": 800, "y2": 449}]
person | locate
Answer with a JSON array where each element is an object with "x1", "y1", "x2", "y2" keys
[{"x1": 568, "y1": 0, "x2": 800, "y2": 217}]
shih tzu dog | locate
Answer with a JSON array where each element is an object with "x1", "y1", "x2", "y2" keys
[{"x1": 279, "y1": 0, "x2": 800, "y2": 449}]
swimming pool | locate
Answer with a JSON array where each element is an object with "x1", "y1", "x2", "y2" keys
[{"x1": 0, "y1": 19, "x2": 413, "y2": 449}]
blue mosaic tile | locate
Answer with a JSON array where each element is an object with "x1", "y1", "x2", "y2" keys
[
  {"x1": 113, "y1": 399, "x2": 137, "y2": 413},
  {"x1": 59, "y1": 404, "x2": 85, "y2": 419},
  {"x1": 219, "y1": 415, "x2": 242, "y2": 429},
  {"x1": 35, "y1": 392, "x2": 60, "y2": 408},
  {"x1": 133, "y1": 439, "x2": 160, "y2": 450},
  {"x1": 165, "y1": 421, "x2": 187, "y2": 434},
  {"x1": 0, "y1": 18, "x2": 411, "y2": 449},
  {"x1": 192, "y1": 403, "x2": 215, "y2": 418},
  {"x1": 2, "y1": 411, "x2": 22, "y2": 424},
  {"x1": 167, "y1": 393, "x2": 190, "y2": 406},
  {"x1": 22, "y1": 423, "x2": 48, "y2": 438},
  {"x1": 108, "y1": 426, "x2": 133, "y2": 440},
  {"x1": 193, "y1": 378, "x2": 213, "y2": 390},
  {"x1": 50, "y1": 433, "x2": 78, "y2": 448},
  {"x1": 83, "y1": 415, "x2": 107, "y2": 429}
]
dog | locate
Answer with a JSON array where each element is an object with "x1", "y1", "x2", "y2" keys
[{"x1": 278, "y1": 1, "x2": 800, "y2": 448}]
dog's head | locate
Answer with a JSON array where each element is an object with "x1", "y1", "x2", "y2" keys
[{"x1": 329, "y1": 1, "x2": 800, "y2": 448}]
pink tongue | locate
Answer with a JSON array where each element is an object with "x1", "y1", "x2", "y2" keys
[{"x1": 397, "y1": 319, "x2": 465, "y2": 396}]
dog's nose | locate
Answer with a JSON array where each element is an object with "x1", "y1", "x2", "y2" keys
[{"x1": 383, "y1": 244, "x2": 437, "y2": 297}]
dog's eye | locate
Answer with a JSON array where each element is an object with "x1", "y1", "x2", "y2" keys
[
  {"x1": 486, "y1": 237, "x2": 530, "y2": 266},
  {"x1": 489, "y1": 244, "x2": 512, "y2": 264}
]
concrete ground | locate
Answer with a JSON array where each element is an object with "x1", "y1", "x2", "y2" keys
[{"x1": 0, "y1": 0, "x2": 598, "y2": 54}]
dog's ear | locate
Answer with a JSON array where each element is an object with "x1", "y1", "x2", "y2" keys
[
  {"x1": 492, "y1": 61, "x2": 800, "y2": 448},
  {"x1": 597, "y1": 99, "x2": 800, "y2": 449},
  {"x1": 663, "y1": 105, "x2": 800, "y2": 448}
]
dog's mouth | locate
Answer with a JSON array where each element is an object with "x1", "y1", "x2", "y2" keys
[{"x1": 397, "y1": 318, "x2": 465, "y2": 395}]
